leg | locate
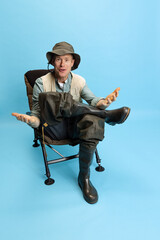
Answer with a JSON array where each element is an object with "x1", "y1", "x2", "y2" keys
[
  {"x1": 78, "y1": 142, "x2": 98, "y2": 204},
  {"x1": 71, "y1": 102, "x2": 131, "y2": 126},
  {"x1": 74, "y1": 114, "x2": 105, "y2": 204},
  {"x1": 39, "y1": 92, "x2": 130, "y2": 126}
]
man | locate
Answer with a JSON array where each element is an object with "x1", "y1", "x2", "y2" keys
[{"x1": 12, "y1": 41, "x2": 130, "y2": 204}]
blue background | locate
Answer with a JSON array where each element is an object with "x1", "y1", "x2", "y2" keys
[{"x1": 0, "y1": 0, "x2": 160, "y2": 239}]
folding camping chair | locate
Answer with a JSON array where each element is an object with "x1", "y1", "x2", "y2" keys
[{"x1": 24, "y1": 69, "x2": 105, "y2": 185}]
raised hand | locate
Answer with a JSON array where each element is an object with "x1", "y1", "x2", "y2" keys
[
  {"x1": 105, "y1": 87, "x2": 120, "y2": 102},
  {"x1": 12, "y1": 113, "x2": 40, "y2": 128},
  {"x1": 96, "y1": 87, "x2": 120, "y2": 110}
]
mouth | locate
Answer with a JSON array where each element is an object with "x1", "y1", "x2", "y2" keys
[{"x1": 59, "y1": 69, "x2": 66, "y2": 73}]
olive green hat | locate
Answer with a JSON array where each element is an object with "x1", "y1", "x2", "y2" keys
[{"x1": 46, "y1": 41, "x2": 81, "y2": 70}]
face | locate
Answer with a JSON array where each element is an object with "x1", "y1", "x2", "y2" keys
[{"x1": 52, "y1": 54, "x2": 75, "y2": 81}]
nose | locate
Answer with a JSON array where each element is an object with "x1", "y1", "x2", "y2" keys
[{"x1": 60, "y1": 59, "x2": 65, "y2": 67}]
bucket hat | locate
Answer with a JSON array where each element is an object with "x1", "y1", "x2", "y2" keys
[{"x1": 46, "y1": 41, "x2": 81, "y2": 70}]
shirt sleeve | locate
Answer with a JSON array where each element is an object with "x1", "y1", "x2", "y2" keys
[
  {"x1": 81, "y1": 84, "x2": 103, "y2": 107},
  {"x1": 31, "y1": 78, "x2": 44, "y2": 118}
]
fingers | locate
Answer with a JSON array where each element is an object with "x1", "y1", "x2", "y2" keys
[
  {"x1": 19, "y1": 115, "x2": 29, "y2": 123},
  {"x1": 108, "y1": 93, "x2": 116, "y2": 102},
  {"x1": 113, "y1": 87, "x2": 120, "y2": 97},
  {"x1": 12, "y1": 113, "x2": 31, "y2": 124},
  {"x1": 114, "y1": 90, "x2": 118, "y2": 98},
  {"x1": 112, "y1": 93, "x2": 117, "y2": 101},
  {"x1": 105, "y1": 87, "x2": 120, "y2": 102},
  {"x1": 12, "y1": 112, "x2": 19, "y2": 117},
  {"x1": 110, "y1": 87, "x2": 120, "y2": 100},
  {"x1": 106, "y1": 98, "x2": 112, "y2": 105},
  {"x1": 115, "y1": 87, "x2": 120, "y2": 92}
]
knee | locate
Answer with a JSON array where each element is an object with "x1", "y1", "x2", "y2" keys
[{"x1": 77, "y1": 114, "x2": 105, "y2": 141}]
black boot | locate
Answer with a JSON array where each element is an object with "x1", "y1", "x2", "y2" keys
[
  {"x1": 78, "y1": 145, "x2": 98, "y2": 204},
  {"x1": 71, "y1": 102, "x2": 130, "y2": 126},
  {"x1": 105, "y1": 107, "x2": 131, "y2": 125}
]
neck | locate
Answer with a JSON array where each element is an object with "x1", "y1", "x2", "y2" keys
[
  {"x1": 54, "y1": 72, "x2": 69, "y2": 83},
  {"x1": 58, "y1": 77, "x2": 67, "y2": 83}
]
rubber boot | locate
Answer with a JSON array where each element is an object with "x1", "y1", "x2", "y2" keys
[
  {"x1": 78, "y1": 144, "x2": 98, "y2": 204},
  {"x1": 70, "y1": 102, "x2": 130, "y2": 126}
]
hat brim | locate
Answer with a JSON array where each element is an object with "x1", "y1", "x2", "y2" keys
[{"x1": 46, "y1": 49, "x2": 81, "y2": 70}]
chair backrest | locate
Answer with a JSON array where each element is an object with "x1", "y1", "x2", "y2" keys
[{"x1": 24, "y1": 69, "x2": 52, "y2": 110}]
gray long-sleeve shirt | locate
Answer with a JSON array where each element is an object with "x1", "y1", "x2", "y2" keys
[{"x1": 31, "y1": 73, "x2": 103, "y2": 118}]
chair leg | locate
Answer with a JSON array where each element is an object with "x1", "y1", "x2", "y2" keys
[
  {"x1": 95, "y1": 148, "x2": 105, "y2": 172},
  {"x1": 33, "y1": 129, "x2": 40, "y2": 147},
  {"x1": 40, "y1": 141, "x2": 55, "y2": 185}
]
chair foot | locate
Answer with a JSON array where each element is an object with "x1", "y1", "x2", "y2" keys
[
  {"x1": 33, "y1": 140, "x2": 40, "y2": 147},
  {"x1": 44, "y1": 178, "x2": 55, "y2": 185},
  {"x1": 95, "y1": 165, "x2": 105, "y2": 172}
]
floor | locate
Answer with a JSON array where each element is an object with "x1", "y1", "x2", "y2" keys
[{"x1": 1, "y1": 110, "x2": 160, "y2": 240}]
